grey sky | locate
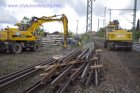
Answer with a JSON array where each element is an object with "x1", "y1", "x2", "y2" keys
[
  {"x1": 127, "y1": 0, "x2": 140, "y2": 10},
  {"x1": 34, "y1": 0, "x2": 107, "y2": 17},
  {"x1": 0, "y1": 9, "x2": 18, "y2": 24},
  {"x1": 34, "y1": 0, "x2": 87, "y2": 16},
  {"x1": 94, "y1": 0, "x2": 106, "y2": 16},
  {"x1": 0, "y1": 0, "x2": 139, "y2": 32},
  {"x1": 0, "y1": 0, "x2": 18, "y2": 24}
]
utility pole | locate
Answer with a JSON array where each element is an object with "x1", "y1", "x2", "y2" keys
[
  {"x1": 86, "y1": 0, "x2": 96, "y2": 48},
  {"x1": 76, "y1": 20, "x2": 79, "y2": 35},
  {"x1": 104, "y1": 6, "x2": 106, "y2": 27},
  {"x1": 86, "y1": 0, "x2": 93, "y2": 33},
  {"x1": 98, "y1": 18, "x2": 100, "y2": 31},
  {"x1": 98, "y1": 18, "x2": 104, "y2": 31},
  {"x1": 109, "y1": 9, "x2": 111, "y2": 21},
  {"x1": 86, "y1": 0, "x2": 93, "y2": 47},
  {"x1": 133, "y1": 0, "x2": 137, "y2": 40}
]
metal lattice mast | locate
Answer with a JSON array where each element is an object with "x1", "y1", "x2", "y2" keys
[
  {"x1": 133, "y1": 0, "x2": 137, "y2": 39},
  {"x1": 86, "y1": 0, "x2": 95, "y2": 48},
  {"x1": 86, "y1": 0, "x2": 92, "y2": 32},
  {"x1": 86, "y1": 0, "x2": 93, "y2": 33}
]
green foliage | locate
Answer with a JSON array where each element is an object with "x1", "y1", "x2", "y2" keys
[
  {"x1": 37, "y1": 29, "x2": 45, "y2": 36},
  {"x1": 130, "y1": 27, "x2": 140, "y2": 39},
  {"x1": 21, "y1": 16, "x2": 30, "y2": 24},
  {"x1": 81, "y1": 33, "x2": 90, "y2": 42},
  {"x1": 134, "y1": 31, "x2": 140, "y2": 39},
  {"x1": 68, "y1": 31, "x2": 74, "y2": 38},
  {"x1": 96, "y1": 28, "x2": 105, "y2": 38}
]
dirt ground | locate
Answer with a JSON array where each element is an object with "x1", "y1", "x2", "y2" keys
[
  {"x1": 65, "y1": 41, "x2": 140, "y2": 93},
  {"x1": 1, "y1": 42, "x2": 140, "y2": 93},
  {"x1": 0, "y1": 45, "x2": 73, "y2": 76},
  {"x1": 92, "y1": 41, "x2": 140, "y2": 93}
]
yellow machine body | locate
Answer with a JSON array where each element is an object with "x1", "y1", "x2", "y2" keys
[
  {"x1": 104, "y1": 21, "x2": 132, "y2": 50},
  {"x1": 0, "y1": 14, "x2": 68, "y2": 53},
  {"x1": 106, "y1": 30, "x2": 132, "y2": 41}
]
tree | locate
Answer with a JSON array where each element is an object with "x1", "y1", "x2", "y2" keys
[
  {"x1": 136, "y1": 19, "x2": 140, "y2": 31},
  {"x1": 96, "y1": 27, "x2": 106, "y2": 38},
  {"x1": 134, "y1": 31, "x2": 140, "y2": 39},
  {"x1": 81, "y1": 33, "x2": 90, "y2": 42},
  {"x1": 21, "y1": 16, "x2": 30, "y2": 24}
]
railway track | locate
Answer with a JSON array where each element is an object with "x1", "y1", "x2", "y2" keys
[
  {"x1": 0, "y1": 58, "x2": 56, "y2": 92},
  {"x1": 23, "y1": 48, "x2": 103, "y2": 93},
  {"x1": 0, "y1": 48, "x2": 103, "y2": 93}
]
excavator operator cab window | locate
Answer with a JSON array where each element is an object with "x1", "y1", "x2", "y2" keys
[
  {"x1": 19, "y1": 24, "x2": 28, "y2": 31},
  {"x1": 107, "y1": 27, "x2": 115, "y2": 32}
]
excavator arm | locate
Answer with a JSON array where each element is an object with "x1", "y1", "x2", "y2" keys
[{"x1": 26, "y1": 14, "x2": 68, "y2": 48}]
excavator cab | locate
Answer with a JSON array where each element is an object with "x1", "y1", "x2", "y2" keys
[
  {"x1": 107, "y1": 26, "x2": 115, "y2": 32},
  {"x1": 18, "y1": 24, "x2": 28, "y2": 31},
  {"x1": 106, "y1": 20, "x2": 119, "y2": 32},
  {"x1": 15, "y1": 17, "x2": 38, "y2": 31},
  {"x1": 15, "y1": 23, "x2": 27, "y2": 31}
]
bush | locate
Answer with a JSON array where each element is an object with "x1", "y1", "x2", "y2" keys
[{"x1": 134, "y1": 31, "x2": 140, "y2": 39}]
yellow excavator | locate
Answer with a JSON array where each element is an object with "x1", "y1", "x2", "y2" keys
[
  {"x1": 104, "y1": 20, "x2": 132, "y2": 50},
  {"x1": 0, "y1": 14, "x2": 68, "y2": 53}
]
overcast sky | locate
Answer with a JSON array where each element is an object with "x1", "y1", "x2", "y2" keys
[{"x1": 0, "y1": 0, "x2": 140, "y2": 33}]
